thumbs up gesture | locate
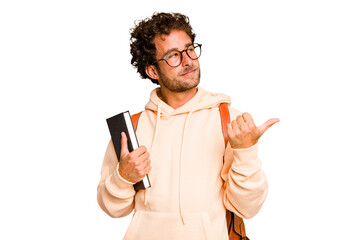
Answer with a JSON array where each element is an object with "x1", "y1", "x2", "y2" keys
[{"x1": 226, "y1": 113, "x2": 279, "y2": 149}]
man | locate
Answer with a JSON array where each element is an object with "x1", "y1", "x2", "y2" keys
[{"x1": 97, "y1": 12, "x2": 279, "y2": 240}]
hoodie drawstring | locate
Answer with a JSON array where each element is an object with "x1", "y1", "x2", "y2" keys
[
  {"x1": 178, "y1": 111, "x2": 193, "y2": 225},
  {"x1": 144, "y1": 100, "x2": 162, "y2": 206}
]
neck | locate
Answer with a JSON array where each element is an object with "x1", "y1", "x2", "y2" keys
[{"x1": 158, "y1": 87, "x2": 198, "y2": 109}]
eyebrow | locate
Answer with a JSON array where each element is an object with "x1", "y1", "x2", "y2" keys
[{"x1": 163, "y1": 42, "x2": 193, "y2": 57}]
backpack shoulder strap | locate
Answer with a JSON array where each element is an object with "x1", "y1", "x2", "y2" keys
[
  {"x1": 219, "y1": 103, "x2": 248, "y2": 240},
  {"x1": 219, "y1": 103, "x2": 230, "y2": 147},
  {"x1": 131, "y1": 112, "x2": 142, "y2": 131}
]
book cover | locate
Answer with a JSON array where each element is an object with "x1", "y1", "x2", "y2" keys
[{"x1": 106, "y1": 111, "x2": 151, "y2": 191}]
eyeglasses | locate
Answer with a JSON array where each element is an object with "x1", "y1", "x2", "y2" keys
[{"x1": 153, "y1": 43, "x2": 202, "y2": 67}]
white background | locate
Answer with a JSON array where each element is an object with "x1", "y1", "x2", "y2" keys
[{"x1": 1, "y1": 0, "x2": 359, "y2": 239}]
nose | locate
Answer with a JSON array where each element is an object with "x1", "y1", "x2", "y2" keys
[{"x1": 181, "y1": 50, "x2": 192, "y2": 67}]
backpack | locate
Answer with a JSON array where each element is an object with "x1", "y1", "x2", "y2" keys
[{"x1": 131, "y1": 103, "x2": 249, "y2": 240}]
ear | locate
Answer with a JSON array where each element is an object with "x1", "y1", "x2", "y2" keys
[{"x1": 145, "y1": 65, "x2": 159, "y2": 80}]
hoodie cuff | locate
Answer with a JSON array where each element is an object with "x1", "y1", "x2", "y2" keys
[
  {"x1": 105, "y1": 163, "x2": 136, "y2": 198},
  {"x1": 231, "y1": 143, "x2": 261, "y2": 171}
]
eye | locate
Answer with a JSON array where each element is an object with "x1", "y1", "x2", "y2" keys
[
  {"x1": 187, "y1": 46, "x2": 195, "y2": 52},
  {"x1": 167, "y1": 51, "x2": 180, "y2": 59}
]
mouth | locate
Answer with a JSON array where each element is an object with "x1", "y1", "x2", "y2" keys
[{"x1": 180, "y1": 68, "x2": 197, "y2": 77}]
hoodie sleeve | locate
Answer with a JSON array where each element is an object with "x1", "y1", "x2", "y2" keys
[
  {"x1": 221, "y1": 108, "x2": 268, "y2": 219},
  {"x1": 97, "y1": 140, "x2": 136, "y2": 218}
]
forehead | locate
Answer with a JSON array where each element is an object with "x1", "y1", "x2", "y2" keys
[{"x1": 153, "y1": 30, "x2": 192, "y2": 56}]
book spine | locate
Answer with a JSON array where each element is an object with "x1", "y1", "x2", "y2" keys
[
  {"x1": 124, "y1": 111, "x2": 139, "y2": 152},
  {"x1": 124, "y1": 111, "x2": 151, "y2": 190}
]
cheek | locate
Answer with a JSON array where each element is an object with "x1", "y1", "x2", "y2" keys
[
  {"x1": 164, "y1": 69, "x2": 180, "y2": 78},
  {"x1": 158, "y1": 64, "x2": 176, "y2": 76}
]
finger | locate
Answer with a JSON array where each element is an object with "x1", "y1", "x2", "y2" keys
[
  {"x1": 232, "y1": 118, "x2": 240, "y2": 134},
  {"x1": 137, "y1": 159, "x2": 152, "y2": 177},
  {"x1": 242, "y1": 112, "x2": 256, "y2": 128},
  {"x1": 242, "y1": 112, "x2": 252, "y2": 122},
  {"x1": 137, "y1": 151, "x2": 150, "y2": 164},
  {"x1": 236, "y1": 115, "x2": 245, "y2": 130},
  {"x1": 140, "y1": 159, "x2": 151, "y2": 169},
  {"x1": 120, "y1": 132, "x2": 129, "y2": 155},
  {"x1": 236, "y1": 114, "x2": 245, "y2": 124},
  {"x1": 143, "y1": 165, "x2": 152, "y2": 175},
  {"x1": 131, "y1": 145, "x2": 147, "y2": 158},
  {"x1": 226, "y1": 123, "x2": 234, "y2": 139},
  {"x1": 258, "y1": 118, "x2": 280, "y2": 136}
]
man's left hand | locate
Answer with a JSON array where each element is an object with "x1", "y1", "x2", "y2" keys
[{"x1": 226, "y1": 112, "x2": 279, "y2": 149}]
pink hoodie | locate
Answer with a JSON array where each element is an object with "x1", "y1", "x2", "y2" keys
[{"x1": 97, "y1": 87, "x2": 268, "y2": 240}]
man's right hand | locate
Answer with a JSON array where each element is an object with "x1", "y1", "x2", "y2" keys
[{"x1": 118, "y1": 132, "x2": 151, "y2": 183}]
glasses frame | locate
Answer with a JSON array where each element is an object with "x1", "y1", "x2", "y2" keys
[{"x1": 153, "y1": 43, "x2": 202, "y2": 67}]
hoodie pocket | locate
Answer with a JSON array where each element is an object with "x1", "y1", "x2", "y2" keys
[{"x1": 123, "y1": 211, "x2": 214, "y2": 240}]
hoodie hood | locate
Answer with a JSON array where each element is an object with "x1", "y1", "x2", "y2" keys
[{"x1": 145, "y1": 87, "x2": 231, "y2": 116}]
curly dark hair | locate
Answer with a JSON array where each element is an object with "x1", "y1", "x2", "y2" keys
[{"x1": 130, "y1": 12, "x2": 196, "y2": 84}]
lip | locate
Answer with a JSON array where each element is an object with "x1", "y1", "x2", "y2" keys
[{"x1": 181, "y1": 69, "x2": 196, "y2": 76}]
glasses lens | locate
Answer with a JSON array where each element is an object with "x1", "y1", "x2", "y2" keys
[
  {"x1": 187, "y1": 44, "x2": 201, "y2": 60},
  {"x1": 166, "y1": 51, "x2": 181, "y2": 67}
]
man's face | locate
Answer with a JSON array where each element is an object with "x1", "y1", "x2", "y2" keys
[{"x1": 152, "y1": 30, "x2": 200, "y2": 92}]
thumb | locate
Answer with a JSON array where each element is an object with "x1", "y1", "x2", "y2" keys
[
  {"x1": 258, "y1": 118, "x2": 280, "y2": 136},
  {"x1": 120, "y1": 132, "x2": 129, "y2": 156}
]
